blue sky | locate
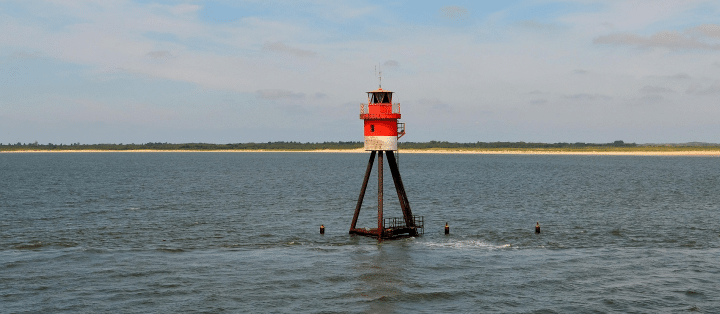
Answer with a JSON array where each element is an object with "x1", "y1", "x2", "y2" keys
[{"x1": 2, "y1": 0, "x2": 720, "y2": 144}]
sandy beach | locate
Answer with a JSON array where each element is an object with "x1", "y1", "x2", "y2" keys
[
  {"x1": 395, "y1": 149, "x2": 720, "y2": 156},
  {"x1": 3, "y1": 148, "x2": 720, "y2": 156}
]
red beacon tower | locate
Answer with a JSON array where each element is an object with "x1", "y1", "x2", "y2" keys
[{"x1": 349, "y1": 80, "x2": 423, "y2": 239}]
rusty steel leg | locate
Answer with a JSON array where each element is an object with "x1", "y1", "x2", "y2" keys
[
  {"x1": 350, "y1": 151, "x2": 376, "y2": 232},
  {"x1": 385, "y1": 151, "x2": 415, "y2": 230},
  {"x1": 377, "y1": 151, "x2": 383, "y2": 239}
]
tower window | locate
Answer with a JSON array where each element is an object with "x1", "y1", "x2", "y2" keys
[
  {"x1": 371, "y1": 125, "x2": 375, "y2": 132},
  {"x1": 370, "y1": 92, "x2": 392, "y2": 103}
]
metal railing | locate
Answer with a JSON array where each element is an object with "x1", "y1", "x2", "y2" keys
[
  {"x1": 360, "y1": 103, "x2": 401, "y2": 115},
  {"x1": 360, "y1": 103, "x2": 368, "y2": 115},
  {"x1": 383, "y1": 215, "x2": 424, "y2": 234}
]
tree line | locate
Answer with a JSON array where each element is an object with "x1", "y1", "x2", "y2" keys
[
  {"x1": 0, "y1": 141, "x2": 363, "y2": 151},
  {"x1": 6, "y1": 140, "x2": 713, "y2": 152},
  {"x1": 398, "y1": 140, "x2": 638, "y2": 149}
]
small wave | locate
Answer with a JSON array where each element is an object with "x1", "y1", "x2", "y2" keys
[
  {"x1": 12, "y1": 241, "x2": 79, "y2": 250},
  {"x1": 157, "y1": 247, "x2": 185, "y2": 253},
  {"x1": 14, "y1": 242, "x2": 44, "y2": 250},
  {"x1": 421, "y1": 240, "x2": 511, "y2": 249},
  {"x1": 53, "y1": 241, "x2": 79, "y2": 248},
  {"x1": 685, "y1": 290, "x2": 705, "y2": 297}
]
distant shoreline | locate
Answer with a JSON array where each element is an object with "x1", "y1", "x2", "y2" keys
[{"x1": 3, "y1": 148, "x2": 720, "y2": 156}]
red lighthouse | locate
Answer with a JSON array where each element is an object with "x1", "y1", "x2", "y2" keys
[
  {"x1": 361, "y1": 88, "x2": 403, "y2": 151},
  {"x1": 349, "y1": 83, "x2": 423, "y2": 239}
]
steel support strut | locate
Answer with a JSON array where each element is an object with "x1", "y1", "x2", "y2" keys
[
  {"x1": 377, "y1": 151, "x2": 384, "y2": 239},
  {"x1": 350, "y1": 151, "x2": 376, "y2": 231},
  {"x1": 350, "y1": 150, "x2": 418, "y2": 239},
  {"x1": 386, "y1": 150, "x2": 415, "y2": 230}
]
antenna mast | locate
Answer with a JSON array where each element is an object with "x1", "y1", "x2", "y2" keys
[{"x1": 375, "y1": 64, "x2": 382, "y2": 88}]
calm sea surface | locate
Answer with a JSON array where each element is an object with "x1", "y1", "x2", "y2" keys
[{"x1": 2, "y1": 152, "x2": 720, "y2": 313}]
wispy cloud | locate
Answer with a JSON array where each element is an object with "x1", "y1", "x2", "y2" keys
[
  {"x1": 519, "y1": 20, "x2": 562, "y2": 32},
  {"x1": 686, "y1": 83, "x2": 720, "y2": 95},
  {"x1": 314, "y1": 3, "x2": 377, "y2": 23},
  {"x1": 439, "y1": 6, "x2": 470, "y2": 21},
  {"x1": 666, "y1": 73, "x2": 691, "y2": 80},
  {"x1": 687, "y1": 24, "x2": 720, "y2": 38},
  {"x1": 146, "y1": 50, "x2": 171, "y2": 60},
  {"x1": 256, "y1": 89, "x2": 306, "y2": 100},
  {"x1": 167, "y1": 4, "x2": 201, "y2": 15},
  {"x1": 639, "y1": 94, "x2": 663, "y2": 102},
  {"x1": 640, "y1": 85, "x2": 673, "y2": 93},
  {"x1": 594, "y1": 24, "x2": 720, "y2": 50},
  {"x1": 383, "y1": 60, "x2": 399, "y2": 67},
  {"x1": 563, "y1": 93, "x2": 612, "y2": 101},
  {"x1": 263, "y1": 42, "x2": 317, "y2": 58}
]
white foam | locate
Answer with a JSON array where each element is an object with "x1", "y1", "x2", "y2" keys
[{"x1": 421, "y1": 240, "x2": 511, "y2": 250}]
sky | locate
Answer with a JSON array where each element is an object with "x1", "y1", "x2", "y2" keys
[{"x1": 1, "y1": 0, "x2": 720, "y2": 145}]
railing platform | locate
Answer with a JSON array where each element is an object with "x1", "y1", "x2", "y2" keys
[{"x1": 349, "y1": 216, "x2": 423, "y2": 239}]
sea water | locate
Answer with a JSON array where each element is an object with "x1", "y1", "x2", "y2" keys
[{"x1": 1, "y1": 152, "x2": 719, "y2": 313}]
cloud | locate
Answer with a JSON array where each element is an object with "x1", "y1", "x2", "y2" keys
[
  {"x1": 666, "y1": 73, "x2": 691, "y2": 80},
  {"x1": 519, "y1": 20, "x2": 561, "y2": 32},
  {"x1": 698, "y1": 85, "x2": 720, "y2": 94},
  {"x1": 686, "y1": 83, "x2": 720, "y2": 95},
  {"x1": 10, "y1": 51, "x2": 42, "y2": 59},
  {"x1": 639, "y1": 95, "x2": 663, "y2": 102},
  {"x1": 169, "y1": 4, "x2": 201, "y2": 15},
  {"x1": 601, "y1": 22, "x2": 614, "y2": 29},
  {"x1": 640, "y1": 85, "x2": 673, "y2": 93},
  {"x1": 263, "y1": 42, "x2": 317, "y2": 58},
  {"x1": 383, "y1": 60, "x2": 399, "y2": 67},
  {"x1": 431, "y1": 103, "x2": 452, "y2": 113},
  {"x1": 573, "y1": 69, "x2": 588, "y2": 75},
  {"x1": 594, "y1": 23, "x2": 720, "y2": 50},
  {"x1": 563, "y1": 93, "x2": 612, "y2": 101},
  {"x1": 146, "y1": 50, "x2": 171, "y2": 60},
  {"x1": 593, "y1": 31, "x2": 718, "y2": 50},
  {"x1": 439, "y1": 6, "x2": 469, "y2": 21},
  {"x1": 558, "y1": 1, "x2": 708, "y2": 33},
  {"x1": 256, "y1": 89, "x2": 306, "y2": 100},
  {"x1": 314, "y1": 4, "x2": 377, "y2": 23},
  {"x1": 417, "y1": 98, "x2": 452, "y2": 113},
  {"x1": 687, "y1": 24, "x2": 720, "y2": 38}
]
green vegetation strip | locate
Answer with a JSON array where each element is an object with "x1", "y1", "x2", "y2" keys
[{"x1": 2, "y1": 141, "x2": 720, "y2": 152}]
